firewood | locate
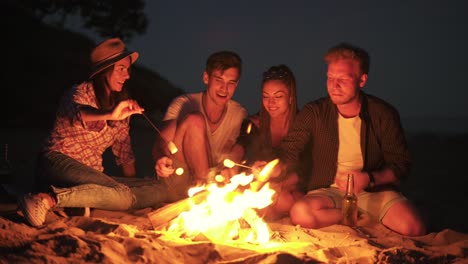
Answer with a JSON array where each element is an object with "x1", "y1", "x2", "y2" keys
[
  {"x1": 148, "y1": 160, "x2": 280, "y2": 231},
  {"x1": 147, "y1": 190, "x2": 209, "y2": 230}
]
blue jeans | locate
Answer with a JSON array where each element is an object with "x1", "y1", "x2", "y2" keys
[{"x1": 37, "y1": 151, "x2": 167, "y2": 210}]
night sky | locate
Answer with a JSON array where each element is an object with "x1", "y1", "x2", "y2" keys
[{"x1": 72, "y1": 0, "x2": 468, "y2": 132}]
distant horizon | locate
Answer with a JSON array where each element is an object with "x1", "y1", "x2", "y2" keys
[{"x1": 401, "y1": 116, "x2": 468, "y2": 134}]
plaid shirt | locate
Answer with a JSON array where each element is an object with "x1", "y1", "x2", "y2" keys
[{"x1": 46, "y1": 82, "x2": 135, "y2": 172}]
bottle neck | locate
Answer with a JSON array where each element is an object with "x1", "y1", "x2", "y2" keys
[{"x1": 346, "y1": 174, "x2": 355, "y2": 196}]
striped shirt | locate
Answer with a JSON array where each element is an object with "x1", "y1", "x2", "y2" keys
[
  {"x1": 45, "y1": 82, "x2": 135, "y2": 172},
  {"x1": 278, "y1": 92, "x2": 411, "y2": 191}
]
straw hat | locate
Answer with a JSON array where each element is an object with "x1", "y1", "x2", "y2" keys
[{"x1": 89, "y1": 38, "x2": 139, "y2": 78}]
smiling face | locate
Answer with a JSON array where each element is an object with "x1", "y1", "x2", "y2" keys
[
  {"x1": 106, "y1": 56, "x2": 131, "y2": 94},
  {"x1": 203, "y1": 67, "x2": 239, "y2": 107},
  {"x1": 262, "y1": 80, "x2": 290, "y2": 118},
  {"x1": 326, "y1": 59, "x2": 367, "y2": 106}
]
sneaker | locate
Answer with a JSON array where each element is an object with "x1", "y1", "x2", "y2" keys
[{"x1": 18, "y1": 193, "x2": 53, "y2": 227}]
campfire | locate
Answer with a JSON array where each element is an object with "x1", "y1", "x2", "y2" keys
[{"x1": 148, "y1": 159, "x2": 279, "y2": 245}]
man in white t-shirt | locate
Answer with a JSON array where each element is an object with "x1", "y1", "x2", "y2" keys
[
  {"x1": 277, "y1": 43, "x2": 426, "y2": 236},
  {"x1": 152, "y1": 51, "x2": 248, "y2": 202}
]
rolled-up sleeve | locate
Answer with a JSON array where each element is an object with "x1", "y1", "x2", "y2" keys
[{"x1": 378, "y1": 108, "x2": 411, "y2": 180}]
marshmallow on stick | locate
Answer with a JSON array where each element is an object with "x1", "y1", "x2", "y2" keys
[{"x1": 223, "y1": 159, "x2": 251, "y2": 169}]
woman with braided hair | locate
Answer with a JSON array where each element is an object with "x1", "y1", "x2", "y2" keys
[{"x1": 239, "y1": 64, "x2": 305, "y2": 221}]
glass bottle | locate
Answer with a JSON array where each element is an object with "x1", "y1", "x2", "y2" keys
[{"x1": 341, "y1": 174, "x2": 358, "y2": 227}]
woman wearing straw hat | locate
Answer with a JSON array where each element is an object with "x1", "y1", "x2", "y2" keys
[{"x1": 19, "y1": 38, "x2": 167, "y2": 227}]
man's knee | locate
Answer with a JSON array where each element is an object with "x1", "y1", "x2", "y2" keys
[
  {"x1": 274, "y1": 191, "x2": 295, "y2": 215},
  {"x1": 400, "y1": 219, "x2": 426, "y2": 236},
  {"x1": 182, "y1": 113, "x2": 207, "y2": 131},
  {"x1": 382, "y1": 201, "x2": 427, "y2": 236},
  {"x1": 384, "y1": 215, "x2": 426, "y2": 236},
  {"x1": 290, "y1": 200, "x2": 315, "y2": 227}
]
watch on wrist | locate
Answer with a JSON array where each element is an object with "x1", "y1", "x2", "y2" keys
[{"x1": 366, "y1": 171, "x2": 376, "y2": 191}]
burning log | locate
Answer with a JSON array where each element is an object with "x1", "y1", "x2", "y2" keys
[
  {"x1": 147, "y1": 158, "x2": 280, "y2": 243},
  {"x1": 241, "y1": 207, "x2": 272, "y2": 243},
  {"x1": 148, "y1": 190, "x2": 209, "y2": 230}
]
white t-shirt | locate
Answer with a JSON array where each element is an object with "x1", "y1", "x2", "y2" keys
[
  {"x1": 164, "y1": 92, "x2": 248, "y2": 164},
  {"x1": 337, "y1": 113, "x2": 364, "y2": 172}
]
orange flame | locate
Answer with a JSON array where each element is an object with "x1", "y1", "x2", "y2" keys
[{"x1": 167, "y1": 164, "x2": 278, "y2": 244}]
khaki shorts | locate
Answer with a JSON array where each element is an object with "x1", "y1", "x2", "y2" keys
[{"x1": 305, "y1": 187, "x2": 407, "y2": 222}]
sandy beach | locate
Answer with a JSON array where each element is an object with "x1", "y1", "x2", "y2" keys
[{"x1": 1, "y1": 205, "x2": 467, "y2": 263}]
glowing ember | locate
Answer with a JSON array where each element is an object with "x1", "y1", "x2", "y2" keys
[{"x1": 167, "y1": 169, "x2": 277, "y2": 244}]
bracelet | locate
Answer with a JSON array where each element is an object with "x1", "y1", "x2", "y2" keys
[{"x1": 366, "y1": 171, "x2": 376, "y2": 191}]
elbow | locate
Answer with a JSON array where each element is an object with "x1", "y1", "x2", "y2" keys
[{"x1": 389, "y1": 163, "x2": 411, "y2": 182}]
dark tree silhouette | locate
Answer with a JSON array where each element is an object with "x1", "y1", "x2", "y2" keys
[{"x1": 16, "y1": 0, "x2": 148, "y2": 42}]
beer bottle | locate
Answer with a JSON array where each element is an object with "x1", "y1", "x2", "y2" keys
[{"x1": 341, "y1": 174, "x2": 358, "y2": 227}]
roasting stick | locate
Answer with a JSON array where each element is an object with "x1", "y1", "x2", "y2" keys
[
  {"x1": 141, "y1": 113, "x2": 178, "y2": 154},
  {"x1": 214, "y1": 159, "x2": 253, "y2": 183},
  {"x1": 140, "y1": 112, "x2": 183, "y2": 176},
  {"x1": 223, "y1": 158, "x2": 280, "y2": 191},
  {"x1": 223, "y1": 158, "x2": 278, "y2": 181},
  {"x1": 223, "y1": 159, "x2": 252, "y2": 170}
]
